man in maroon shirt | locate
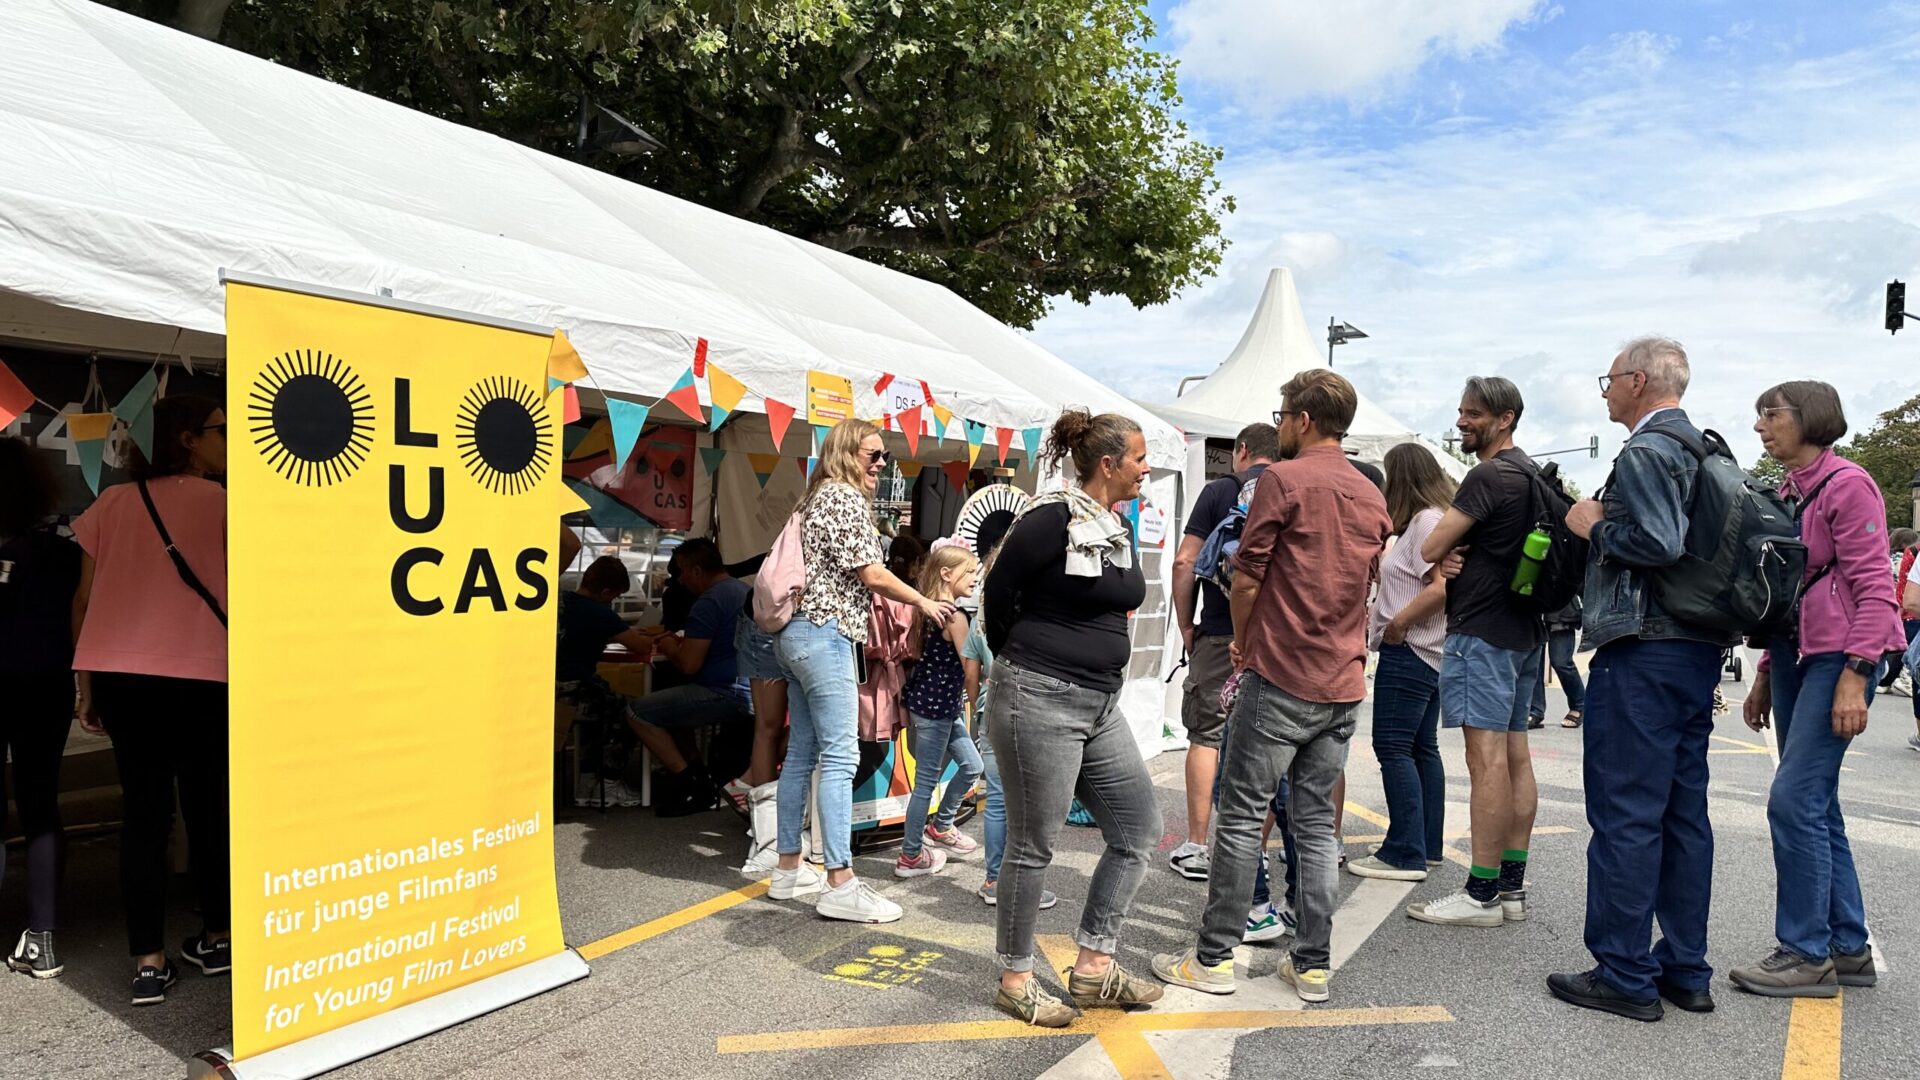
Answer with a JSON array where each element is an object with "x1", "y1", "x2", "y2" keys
[{"x1": 1154, "y1": 369, "x2": 1392, "y2": 1004}]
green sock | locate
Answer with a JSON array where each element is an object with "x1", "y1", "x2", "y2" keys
[
  {"x1": 1499, "y1": 849, "x2": 1528, "y2": 892},
  {"x1": 1467, "y1": 864, "x2": 1500, "y2": 902}
]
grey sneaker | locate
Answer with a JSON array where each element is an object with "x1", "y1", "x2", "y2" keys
[
  {"x1": 997, "y1": 977, "x2": 1078, "y2": 1027},
  {"x1": 1280, "y1": 956, "x2": 1330, "y2": 1003},
  {"x1": 977, "y1": 880, "x2": 1058, "y2": 909},
  {"x1": 1067, "y1": 962, "x2": 1164, "y2": 1008},
  {"x1": 1831, "y1": 948, "x2": 1878, "y2": 987},
  {"x1": 1730, "y1": 949, "x2": 1839, "y2": 998},
  {"x1": 1347, "y1": 855, "x2": 1427, "y2": 881},
  {"x1": 1151, "y1": 948, "x2": 1235, "y2": 995},
  {"x1": 1908, "y1": 734, "x2": 1920, "y2": 754},
  {"x1": 1499, "y1": 889, "x2": 1530, "y2": 923},
  {"x1": 1169, "y1": 842, "x2": 1210, "y2": 880},
  {"x1": 7, "y1": 930, "x2": 62, "y2": 979}
]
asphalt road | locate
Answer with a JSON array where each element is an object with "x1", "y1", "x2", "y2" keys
[{"x1": 7, "y1": 651, "x2": 1920, "y2": 1079}]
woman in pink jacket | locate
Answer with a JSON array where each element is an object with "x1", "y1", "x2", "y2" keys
[{"x1": 1736, "y1": 381, "x2": 1904, "y2": 998}]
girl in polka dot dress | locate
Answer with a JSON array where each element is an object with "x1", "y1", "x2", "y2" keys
[{"x1": 895, "y1": 542, "x2": 986, "y2": 877}]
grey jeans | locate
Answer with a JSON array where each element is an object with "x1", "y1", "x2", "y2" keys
[
  {"x1": 987, "y1": 659, "x2": 1163, "y2": 972},
  {"x1": 1197, "y1": 671, "x2": 1355, "y2": 971}
]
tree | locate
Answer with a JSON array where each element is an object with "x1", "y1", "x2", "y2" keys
[{"x1": 110, "y1": 0, "x2": 1232, "y2": 329}]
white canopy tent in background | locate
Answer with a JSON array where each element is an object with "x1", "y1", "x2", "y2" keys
[
  {"x1": 0, "y1": 0, "x2": 1184, "y2": 752},
  {"x1": 1147, "y1": 267, "x2": 1466, "y2": 487}
]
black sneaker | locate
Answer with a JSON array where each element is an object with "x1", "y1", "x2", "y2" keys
[
  {"x1": 131, "y1": 961, "x2": 178, "y2": 1006},
  {"x1": 182, "y1": 934, "x2": 232, "y2": 976},
  {"x1": 7, "y1": 930, "x2": 63, "y2": 979},
  {"x1": 655, "y1": 767, "x2": 716, "y2": 818}
]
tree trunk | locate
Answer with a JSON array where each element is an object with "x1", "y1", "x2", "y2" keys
[{"x1": 175, "y1": 0, "x2": 235, "y2": 40}]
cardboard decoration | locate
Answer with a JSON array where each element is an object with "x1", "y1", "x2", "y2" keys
[{"x1": 221, "y1": 279, "x2": 583, "y2": 1074}]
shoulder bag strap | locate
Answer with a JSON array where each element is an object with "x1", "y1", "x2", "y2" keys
[{"x1": 138, "y1": 480, "x2": 227, "y2": 627}]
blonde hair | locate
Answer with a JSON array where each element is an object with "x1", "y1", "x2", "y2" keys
[
  {"x1": 916, "y1": 544, "x2": 979, "y2": 602},
  {"x1": 806, "y1": 418, "x2": 882, "y2": 502}
]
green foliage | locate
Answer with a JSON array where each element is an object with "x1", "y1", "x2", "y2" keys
[{"x1": 114, "y1": 0, "x2": 1231, "y2": 328}]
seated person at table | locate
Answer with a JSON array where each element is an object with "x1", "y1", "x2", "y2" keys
[
  {"x1": 628, "y1": 539, "x2": 753, "y2": 816},
  {"x1": 557, "y1": 556, "x2": 653, "y2": 808}
]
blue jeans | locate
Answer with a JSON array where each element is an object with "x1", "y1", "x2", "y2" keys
[
  {"x1": 1440, "y1": 634, "x2": 1543, "y2": 732},
  {"x1": 900, "y1": 710, "x2": 983, "y2": 857},
  {"x1": 1370, "y1": 644, "x2": 1444, "y2": 871},
  {"x1": 1581, "y1": 637, "x2": 1721, "y2": 998},
  {"x1": 1530, "y1": 627, "x2": 1586, "y2": 718},
  {"x1": 1767, "y1": 648, "x2": 1878, "y2": 960},
  {"x1": 773, "y1": 618, "x2": 859, "y2": 870},
  {"x1": 980, "y1": 735, "x2": 1007, "y2": 881}
]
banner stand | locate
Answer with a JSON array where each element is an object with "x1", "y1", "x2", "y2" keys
[{"x1": 189, "y1": 949, "x2": 590, "y2": 1080}]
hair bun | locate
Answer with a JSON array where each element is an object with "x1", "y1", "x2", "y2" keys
[{"x1": 1048, "y1": 408, "x2": 1095, "y2": 452}]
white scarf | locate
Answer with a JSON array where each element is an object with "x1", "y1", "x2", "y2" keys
[{"x1": 1016, "y1": 485, "x2": 1133, "y2": 578}]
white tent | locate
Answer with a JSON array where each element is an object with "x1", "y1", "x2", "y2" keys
[
  {"x1": 0, "y1": 0, "x2": 1184, "y2": 751},
  {"x1": 1148, "y1": 267, "x2": 1465, "y2": 480}
]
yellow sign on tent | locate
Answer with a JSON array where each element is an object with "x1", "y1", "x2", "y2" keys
[{"x1": 223, "y1": 278, "x2": 585, "y2": 1072}]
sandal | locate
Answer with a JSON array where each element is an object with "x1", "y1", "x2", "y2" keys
[{"x1": 1560, "y1": 711, "x2": 1583, "y2": 728}]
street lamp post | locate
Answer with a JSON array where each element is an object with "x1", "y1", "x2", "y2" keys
[{"x1": 1327, "y1": 319, "x2": 1368, "y2": 366}]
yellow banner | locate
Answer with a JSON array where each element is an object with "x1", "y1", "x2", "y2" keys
[{"x1": 226, "y1": 283, "x2": 568, "y2": 1060}]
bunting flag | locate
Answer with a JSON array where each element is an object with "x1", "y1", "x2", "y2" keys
[
  {"x1": 127, "y1": 401, "x2": 155, "y2": 460},
  {"x1": 547, "y1": 376, "x2": 566, "y2": 393},
  {"x1": 873, "y1": 373, "x2": 895, "y2": 397},
  {"x1": 559, "y1": 480, "x2": 594, "y2": 516},
  {"x1": 967, "y1": 440, "x2": 983, "y2": 467},
  {"x1": 898, "y1": 461, "x2": 924, "y2": 479},
  {"x1": 0, "y1": 359, "x2": 34, "y2": 429},
  {"x1": 707, "y1": 363, "x2": 747, "y2": 432},
  {"x1": 930, "y1": 403, "x2": 953, "y2": 443},
  {"x1": 747, "y1": 453, "x2": 781, "y2": 489},
  {"x1": 68, "y1": 411, "x2": 112, "y2": 494},
  {"x1": 700, "y1": 447, "x2": 729, "y2": 477},
  {"x1": 765, "y1": 397, "x2": 797, "y2": 452},
  {"x1": 899, "y1": 405, "x2": 923, "y2": 458},
  {"x1": 994, "y1": 426, "x2": 1015, "y2": 465},
  {"x1": 661, "y1": 366, "x2": 704, "y2": 424},
  {"x1": 942, "y1": 461, "x2": 969, "y2": 492},
  {"x1": 801, "y1": 457, "x2": 817, "y2": 480},
  {"x1": 812, "y1": 423, "x2": 833, "y2": 454},
  {"x1": 606, "y1": 399, "x2": 652, "y2": 472},
  {"x1": 1021, "y1": 426, "x2": 1043, "y2": 463},
  {"x1": 112, "y1": 368, "x2": 158, "y2": 423},
  {"x1": 547, "y1": 330, "x2": 588, "y2": 383},
  {"x1": 561, "y1": 383, "x2": 582, "y2": 424},
  {"x1": 964, "y1": 419, "x2": 986, "y2": 454},
  {"x1": 691, "y1": 337, "x2": 709, "y2": 379}
]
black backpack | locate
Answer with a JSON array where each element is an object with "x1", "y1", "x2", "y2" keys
[
  {"x1": 1634, "y1": 421, "x2": 1807, "y2": 638},
  {"x1": 1495, "y1": 456, "x2": 1588, "y2": 615}
]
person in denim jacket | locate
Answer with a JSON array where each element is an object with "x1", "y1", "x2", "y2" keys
[{"x1": 1551, "y1": 337, "x2": 1737, "y2": 1022}]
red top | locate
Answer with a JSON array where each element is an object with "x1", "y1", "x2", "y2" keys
[
  {"x1": 72, "y1": 476, "x2": 227, "y2": 683},
  {"x1": 1232, "y1": 445, "x2": 1392, "y2": 704}
]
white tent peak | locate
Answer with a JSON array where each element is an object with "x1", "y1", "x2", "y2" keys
[{"x1": 1151, "y1": 266, "x2": 1464, "y2": 476}]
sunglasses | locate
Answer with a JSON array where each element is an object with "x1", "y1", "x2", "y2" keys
[{"x1": 865, "y1": 448, "x2": 893, "y2": 466}]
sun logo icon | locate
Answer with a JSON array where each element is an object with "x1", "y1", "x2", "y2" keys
[
  {"x1": 247, "y1": 350, "x2": 375, "y2": 487},
  {"x1": 455, "y1": 377, "x2": 553, "y2": 496}
]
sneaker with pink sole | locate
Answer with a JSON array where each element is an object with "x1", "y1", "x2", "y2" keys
[
  {"x1": 923, "y1": 825, "x2": 979, "y2": 856},
  {"x1": 894, "y1": 848, "x2": 948, "y2": 878}
]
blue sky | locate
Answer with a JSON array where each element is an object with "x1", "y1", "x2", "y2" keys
[{"x1": 1028, "y1": 1, "x2": 1920, "y2": 492}]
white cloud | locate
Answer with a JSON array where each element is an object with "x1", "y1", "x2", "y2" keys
[
  {"x1": 1030, "y1": 26, "x2": 1920, "y2": 495},
  {"x1": 1571, "y1": 30, "x2": 1679, "y2": 77},
  {"x1": 1165, "y1": 0, "x2": 1549, "y2": 108}
]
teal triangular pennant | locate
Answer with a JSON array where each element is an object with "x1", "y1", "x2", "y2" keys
[
  {"x1": 75, "y1": 434, "x2": 105, "y2": 494},
  {"x1": 127, "y1": 399, "x2": 155, "y2": 460},
  {"x1": 112, "y1": 369, "x2": 158, "y2": 423},
  {"x1": 606, "y1": 399, "x2": 652, "y2": 472},
  {"x1": 700, "y1": 447, "x2": 728, "y2": 475},
  {"x1": 1021, "y1": 426, "x2": 1042, "y2": 461},
  {"x1": 709, "y1": 404, "x2": 731, "y2": 433}
]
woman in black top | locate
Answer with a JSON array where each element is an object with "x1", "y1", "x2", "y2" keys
[
  {"x1": 980, "y1": 409, "x2": 1164, "y2": 1027},
  {"x1": 0, "y1": 437, "x2": 80, "y2": 978}
]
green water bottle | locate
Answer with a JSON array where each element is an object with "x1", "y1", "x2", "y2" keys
[{"x1": 1510, "y1": 527, "x2": 1552, "y2": 596}]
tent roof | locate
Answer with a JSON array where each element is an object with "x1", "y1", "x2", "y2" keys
[
  {"x1": 0, "y1": 0, "x2": 1184, "y2": 469},
  {"x1": 1152, "y1": 267, "x2": 1464, "y2": 476}
]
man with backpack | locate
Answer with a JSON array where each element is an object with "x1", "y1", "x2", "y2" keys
[
  {"x1": 1169, "y1": 422, "x2": 1278, "y2": 880},
  {"x1": 1548, "y1": 336, "x2": 1740, "y2": 1021},
  {"x1": 1410, "y1": 376, "x2": 1550, "y2": 930}
]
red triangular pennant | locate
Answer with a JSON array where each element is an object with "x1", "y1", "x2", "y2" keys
[
  {"x1": 765, "y1": 397, "x2": 797, "y2": 451},
  {"x1": 874, "y1": 373, "x2": 894, "y2": 397},
  {"x1": 995, "y1": 426, "x2": 1014, "y2": 465},
  {"x1": 899, "y1": 405, "x2": 922, "y2": 458},
  {"x1": 662, "y1": 366, "x2": 704, "y2": 424},
  {"x1": 942, "y1": 460, "x2": 969, "y2": 492}
]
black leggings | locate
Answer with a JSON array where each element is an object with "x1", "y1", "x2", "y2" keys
[
  {"x1": 91, "y1": 672, "x2": 229, "y2": 957},
  {"x1": 2, "y1": 671, "x2": 72, "y2": 931}
]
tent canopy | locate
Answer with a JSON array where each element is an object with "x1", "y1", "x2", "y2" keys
[
  {"x1": 0, "y1": 0, "x2": 1183, "y2": 470},
  {"x1": 1147, "y1": 267, "x2": 1464, "y2": 477}
]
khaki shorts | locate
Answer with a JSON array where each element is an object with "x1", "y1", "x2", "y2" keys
[{"x1": 1180, "y1": 633, "x2": 1235, "y2": 749}]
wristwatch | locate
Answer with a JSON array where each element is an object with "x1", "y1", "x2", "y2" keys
[{"x1": 1844, "y1": 656, "x2": 1878, "y2": 679}]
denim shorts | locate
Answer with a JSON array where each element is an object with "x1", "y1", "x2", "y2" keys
[
  {"x1": 734, "y1": 615, "x2": 785, "y2": 682},
  {"x1": 1438, "y1": 633, "x2": 1541, "y2": 732}
]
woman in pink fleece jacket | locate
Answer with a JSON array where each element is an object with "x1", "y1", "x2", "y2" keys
[{"x1": 1734, "y1": 381, "x2": 1905, "y2": 999}]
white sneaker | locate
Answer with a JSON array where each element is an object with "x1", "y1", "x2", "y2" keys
[
  {"x1": 1347, "y1": 856, "x2": 1427, "y2": 882},
  {"x1": 1406, "y1": 891, "x2": 1503, "y2": 927},
  {"x1": 1243, "y1": 902, "x2": 1293, "y2": 943},
  {"x1": 1168, "y1": 842, "x2": 1210, "y2": 880},
  {"x1": 1499, "y1": 889, "x2": 1530, "y2": 923},
  {"x1": 816, "y1": 878, "x2": 903, "y2": 924},
  {"x1": 768, "y1": 863, "x2": 824, "y2": 900},
  {"x1": 574, "y1": 775, "x2": 644, "y2": 808}
]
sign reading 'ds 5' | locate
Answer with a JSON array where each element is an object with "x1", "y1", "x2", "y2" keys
[{"x1": 225, "y1": 282, "x2": 570, "y2": 1061}]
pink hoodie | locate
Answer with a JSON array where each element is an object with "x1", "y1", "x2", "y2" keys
[{"x1": 1782, "y1": 449, "x2": 1904, "y2": 663}]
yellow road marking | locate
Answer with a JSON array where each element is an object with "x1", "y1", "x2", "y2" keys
[
  {"x1": 1036, "y1": 934, "x2": 1179, "y2": 1079},
  {"x1": 715, "y1": 1005, "x2": 1455, "y2": 1054},
  {"x1": 576, "y1": 880, "x2": 769, "y2": 961},
  {"x1": 1339, "y1": 825, "x2": 1575, "y2": 846},
  {"x1": 1781, "y1": 995, "x2": 1843, "y2": 1080}
]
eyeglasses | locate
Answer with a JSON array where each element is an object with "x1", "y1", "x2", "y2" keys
[
  {"x1": 199, "y1": 423, "x2": 227, "y2": 436},
  {"x1": 1755, "y1": 406, "x2": 1799, "y2": 421},
  {"x1": 1271, "y1": 409, "x2": 1298, "y2": 425},
  {"x1": 864, "y1": 448, "x2": 892, "y2": 466},
  {"x1": 1597, "y1": 371, "x2": 1644, "y2": 393}
]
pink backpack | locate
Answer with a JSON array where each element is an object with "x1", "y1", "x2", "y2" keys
[{"x1": 752, "y1": 508, "x2": 808, "y2": 633}]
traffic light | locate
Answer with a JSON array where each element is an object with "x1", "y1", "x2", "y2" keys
[{"x1": 1888, "y1": 280, "x2": 1907, "y2": 335}]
